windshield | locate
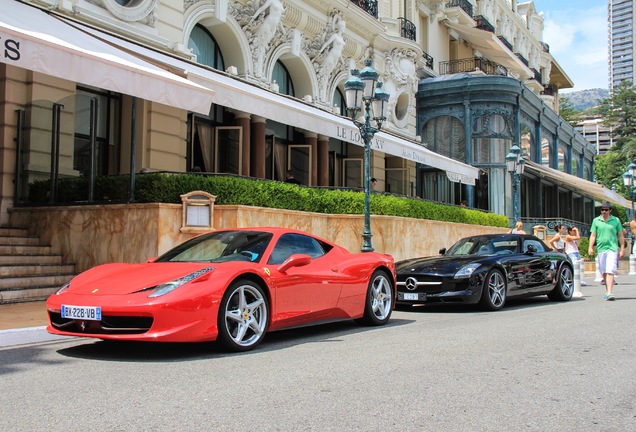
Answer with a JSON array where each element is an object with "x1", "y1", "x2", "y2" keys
[
  {"x1": 445, "y1": 237, "x2": 519, "y2": 256},
  {"x1": 156, "y1": 231, "x2": 273, "y2": 263}
]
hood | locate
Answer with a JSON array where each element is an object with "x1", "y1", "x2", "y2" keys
[
  {"x1": 68, "y1": 262, "x2": 218, "y2": 295},
  {"x1": 396, "y1": 255, "x2": 480, "y2": 275}
]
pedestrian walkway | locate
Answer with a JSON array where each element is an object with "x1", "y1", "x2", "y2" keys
[{"x1": 0, "y1": 300, "x2": 48, "y2": 330}]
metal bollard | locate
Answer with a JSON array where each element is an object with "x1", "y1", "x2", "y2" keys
[
  {"x1": 630, "y1": 254, "x2": 636, "y2": 275},
  {"x1": 572, "y1": 259, "x2": 583, "y2": 298},
  {"x1": 594, "y1": 255, "x2": 602, "y2": 282},
  {"x1": 580, "y1": 258, "x2": 587, "y2": 286}
]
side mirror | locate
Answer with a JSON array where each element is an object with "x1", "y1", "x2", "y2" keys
[
  {"x1": 278, "y1": 254, "x2": 312, "y2": 273},
  {"x1": 525, "y1": 245, "x2": 537, "y2": 253},
  {"x1": 146, "y1": 257, "x2": 158, "y2": 263},
  {"x1": 439, "y1": 248, "x2": 447, "y2": 255}
]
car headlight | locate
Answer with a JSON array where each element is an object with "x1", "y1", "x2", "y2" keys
[
  {"x1": 454, "y1": 263, "x2": 481, "y2": 279},
  {"x1": 148, "y1": 267, "x2": 215, "y2": 298}
]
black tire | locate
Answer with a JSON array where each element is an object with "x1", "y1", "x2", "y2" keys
[
  {"x1": 217, "y1": 279, "x2": 269, "y2": 352},
  {"x1": 356, "y1": 270, "x2": 394, "y2": 326},
  {"x1": 548, "y1": 264, "x2": 574, "y2": 301},
  {"x1": 479, "y1": 269, "x2": 507, "y2": 311}
]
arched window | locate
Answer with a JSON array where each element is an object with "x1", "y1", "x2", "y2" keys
[
  {"x1": 541, "y1": 137, "x2": 550, "y2": 167},
  {"x1": 422, "y1": 115, "x2": 465, "y2": 162},
  {"x1": 273, "y1": 61, "x2": 295, "y2": 97},
  {"x1": 558, "y1": 147, "x2": 566, "y2": 172},
  {"x1": 188, "y1": 24, "x2": 225, "y2": 70}
]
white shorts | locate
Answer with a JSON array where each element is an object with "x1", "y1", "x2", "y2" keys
[{"x1": 597, "y1": 250, "x2": 618, "y2": 275}]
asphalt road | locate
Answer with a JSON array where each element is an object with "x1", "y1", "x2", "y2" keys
[{"x1": 1, "y1": 282, "x2": 635, "y2": 432}]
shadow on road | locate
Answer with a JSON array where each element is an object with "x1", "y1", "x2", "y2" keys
[{"x1": 54, "y1": 317, "x2": 414, "y2": 362}]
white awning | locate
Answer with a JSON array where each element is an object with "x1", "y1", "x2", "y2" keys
[
  {"x1": 444, "y1": 23, "x2": 535, "y2": 79},
  {"x1": 0, "y1": 1, "x2": 214, "y2": 114},
  {"x1": 525, "y1": 161, "x2": 631, "y2": 208},
  {"x1": 63, "y1": 18, "x2": 479, "y2": 184}
]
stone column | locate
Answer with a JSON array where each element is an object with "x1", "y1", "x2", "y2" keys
[{"x1": 251, "y1": 116, "x2": 266, "y2": 179}]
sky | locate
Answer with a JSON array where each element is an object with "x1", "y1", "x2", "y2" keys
[{"x1": 531, "y1": 0, "x2": 608, "y2": 92}]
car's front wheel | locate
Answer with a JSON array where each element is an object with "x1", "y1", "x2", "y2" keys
[
  {"x1": 217, "y1": 279, "x2": 269, "y2": 352},
  {"x1": 548, "y1": 264, "x2": 574, "y2": 301},
  {"x1": 480, "y1": 269, "x2": 507, "y2": 311},
  {"x1": 357, "y1": 270, "x2": 394, "y2": 326}
]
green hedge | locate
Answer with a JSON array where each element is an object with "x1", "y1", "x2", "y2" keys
[{"x1": 27, "y1": 173, "x2": 509, "y2": 228}]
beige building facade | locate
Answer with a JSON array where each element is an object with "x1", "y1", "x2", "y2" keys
[{"x1": 1, "y1": 0, "x2": 595, "y2": 225}]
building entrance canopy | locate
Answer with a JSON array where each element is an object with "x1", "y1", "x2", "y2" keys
[
  {"x1": 525, "y1": 161, "x2": 631, "y2": 208},
  {"x1": 0, "y1": 1, "x2": 214, "y2": 115},
  {"x1": 64, "y1": 19, "x2": 479, "y2": 185}
]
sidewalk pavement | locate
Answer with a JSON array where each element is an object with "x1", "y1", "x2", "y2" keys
[{"x1": 1, "y1": 270, "x2": 634, "y2": 347}]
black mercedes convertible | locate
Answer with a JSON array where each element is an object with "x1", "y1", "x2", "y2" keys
[{"x1": 396, "y1": 234, "x2": 574, "y2": 311}]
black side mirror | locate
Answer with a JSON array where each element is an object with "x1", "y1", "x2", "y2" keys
[
  {"x1": 439, "y1": 248, "x2": 447, "y2": 255},
  {"x1": 525, "y1": 245, "x2": 537, "y2": 253}
]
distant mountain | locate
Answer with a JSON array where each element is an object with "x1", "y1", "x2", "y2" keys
[{"x1": 561, "y1": 88, "x2": 609, "y2": 112}]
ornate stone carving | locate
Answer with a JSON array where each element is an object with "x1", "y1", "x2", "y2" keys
[
  {"x1": 307, "y1": 11, "x2": 348, "y2": 102},
  {"x1": 237, "y1": 0, "x2": 287, "y2": 79},
  {"x1": 100, "y1": 0, "x2": 158, "y2": 24}
]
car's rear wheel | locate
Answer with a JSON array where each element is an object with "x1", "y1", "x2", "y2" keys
[
  {"x1": 548, "y1": 264, "x2": 574, "y2": 301},
  {"x1": 480, "y1": 269, "x2": 506, "y2": 311},
  {"x1": 357, "y1": 270, "x2": 394, "y2": 325},
  {"x1": 217, "y1": 279, "x2": 269, "y2": 352}
]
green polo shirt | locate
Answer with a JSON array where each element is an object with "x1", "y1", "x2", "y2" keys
[{"x1": 590, "y1": 215, "x2": 623, "y2": 252}]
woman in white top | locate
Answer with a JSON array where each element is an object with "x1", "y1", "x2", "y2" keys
[
  {"x1": 549, "y1": 224, "x2": 566, "y2": 252},
  {"x1": 564, "y1": 226, "x2": 581, "y2": 262}
]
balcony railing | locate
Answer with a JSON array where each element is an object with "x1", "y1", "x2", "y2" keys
[
  {"x1": 532, "y1": 68, "x2": 542, "y2": 84},
  {"x1": 540, "y1": 41, "x2": 550, "y2": 53},
  {"x1": 445, "y1": 0, "x2": 473, "y2": 17},
  {"x1": 541, "y1": 85, "x2": 555, "y2": 96},
  {"x1": 350, "y1": 0, "x2": 378, "y2": 19},
  {"x1": 423, "y1": 52, "x2": 434, "y2": 70},
  {"x1": 498, "y1": 35, "x2": 513, "y2": 51},
  {"x1": 515, "y1": 53, "x2": 529, "y2": 67},
  {"x1": 398, "y1": 17, "x2": 416, "y2": 41},
  {"x1": 473, "y1": 15, "x2": 495, "y2": 33},
  {"x1": 439, "y1": 57, "x2": 508, "y2": 76}
]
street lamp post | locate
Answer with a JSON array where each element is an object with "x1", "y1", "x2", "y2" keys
[
  {"x1": 344, "y1": 60, "x2": 390, "y2": 252},
  {"x1": 506, "y1": 145, "x2": 525, "y2": 226},
  {"x1": 622, "y1": 162, "x2": 636, "y2": 221}
]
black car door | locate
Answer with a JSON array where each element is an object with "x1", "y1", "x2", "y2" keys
[{"x1": 521, "y1": 238, "x2": 553, "y2": 292}]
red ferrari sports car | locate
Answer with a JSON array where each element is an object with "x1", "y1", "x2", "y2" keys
[{"x1": 46, "y1": 227, "x2": 395, "y2": 351}]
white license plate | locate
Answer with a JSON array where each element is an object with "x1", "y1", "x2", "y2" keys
[
  {"x1": 403, "y1": 293, "x2": 419, "y2": 301},
  {"x1": 61, "y1": 305, "x2": 102, "y2": 321}
]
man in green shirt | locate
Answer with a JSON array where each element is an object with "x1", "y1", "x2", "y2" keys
[{"x1": 588, "y1": 201, "x2": 625, "y2": 300}]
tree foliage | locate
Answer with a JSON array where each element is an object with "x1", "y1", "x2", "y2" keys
[
  {"x1": 594, "y1": 151, "x2": 629, "y2": 195},
  {"x1": 598, "y1": 80, "x2": 636, "y2": 156}
]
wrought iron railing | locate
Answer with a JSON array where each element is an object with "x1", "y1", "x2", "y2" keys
[
  {"x1": 423, "y1": 52, "x2": 434, "y2": 70},
  {"x1": 523, "y1": 218, "x2": 591, "y2": 238},
  {"x1": 532, "y1": 68, "x2": 542, "y2": 84},
  {"x1": 498, "y1": 35, "x2": 513, "y2": 51},
  {"x1": 473, "y1": 15, "x2": 495, "y2": 33},
  {"x1": 515, "y1": 53, "x2": 529, "y2": 67},
  {"x1": 350, "y1": 0, "x2": 378, "y2": 18},
  {"x1": 541, "y1": 85, "x2": 555, "y2": 96},
  {"x1": 439, "y1": 57, "x2": 508, "y2": 76},
  {"x1": 445, "y1": 0, "x2": 473, "y2": 17},
  {"x1": 398, "y1": 17, "x2": 416, "y2": 41}
]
